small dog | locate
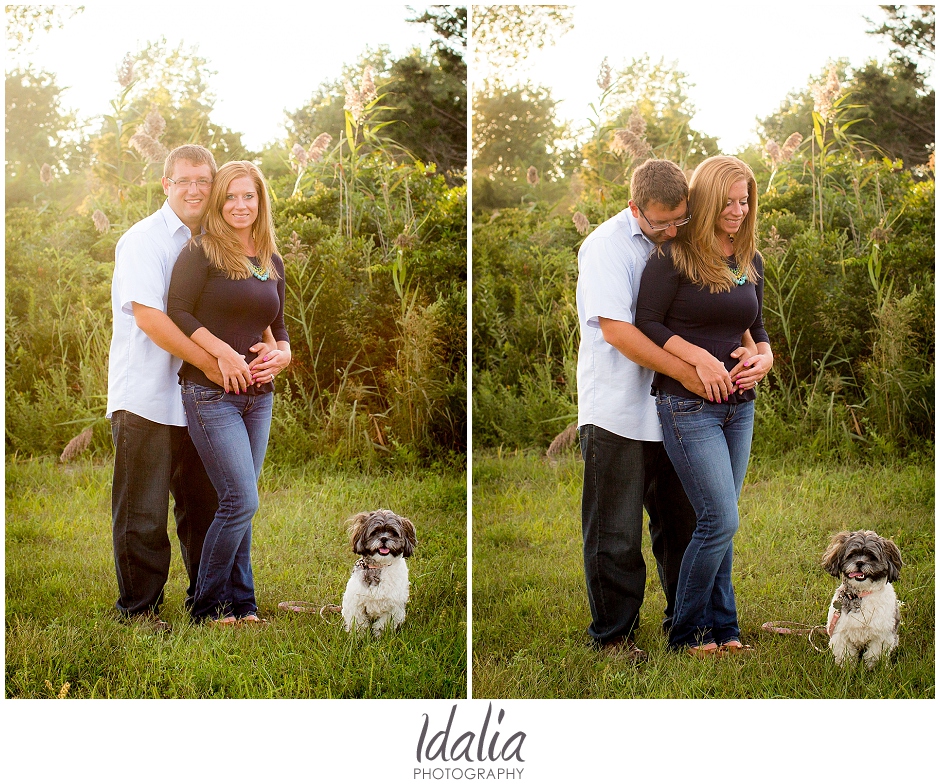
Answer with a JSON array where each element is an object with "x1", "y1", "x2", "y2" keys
[
  {"x1": 822, "y1": 530, "x2": 903, "y2": 668},
  {"x1": 341, "y1": 509, "x2": 417, "y2": 637}
]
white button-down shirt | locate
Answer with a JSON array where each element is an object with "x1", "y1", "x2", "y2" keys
[
  {"x1": 576, "y1": 208, "x2": 662, "y2": 442},
  {"x1": 106, "y1": 200, "x2": 192, "y2": 426}
]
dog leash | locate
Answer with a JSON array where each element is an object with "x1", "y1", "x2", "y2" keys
[
  {"x1": 277, "y1": 600, "x2": 343, "y2": 619},
  {"x1": 761, "y1": 620, "x2": 830, "y2": 653}
]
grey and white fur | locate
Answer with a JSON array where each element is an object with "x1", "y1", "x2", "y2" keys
[
  {"x1": 341, "y1": 509, "x2": 417, "y2": 637},
  {"x1": 822, "y1": 530, "x2": 903, "y2": 668}
]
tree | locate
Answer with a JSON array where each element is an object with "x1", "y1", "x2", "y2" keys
[
  {"x1": 866, "y1": 5, "x2": 935, "y2": 68},
  {"x1": 472, "y1": 5, "x2": 573, "y2": 82},
  {"x1": 4, "y1": 68, "x2": 78, "y2": 203},
  {"x1": 5, "y1": 5, "x2": 83, "y2": 55},
  {"x1": 408, "y1": 5, "x2": 467, "y2": 76},
  {"x1": 472, "y1": 82, "x2": 575, "y2": 208},
  {"x1": 759, "y1": 59, "x2": 934, "y2": 169},
  {"x1": 285, "y1": 46, "x2": 466, "y2": 180}
]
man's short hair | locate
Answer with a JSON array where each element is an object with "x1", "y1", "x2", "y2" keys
[
  {"x1": 629, "y1": 159, "x2": 688, "y2": 210},
  {"x1": 163, "y1": 144, "x2": 218, "y2": 179}
]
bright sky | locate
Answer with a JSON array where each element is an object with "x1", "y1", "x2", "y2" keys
[
  {"x1": 8, "y1": 1, "x2": 437, "y2": 150},
  {"x1": 500, "y1": 2, "x2": 925, "y2": 152}
]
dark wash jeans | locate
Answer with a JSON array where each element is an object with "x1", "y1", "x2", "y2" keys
[
  {"x1": 579, "y1": 424, "x2": 697, "y2": 646},
  {"x1": 110, "y1": 409, "x2": 218, "y2": 616}
]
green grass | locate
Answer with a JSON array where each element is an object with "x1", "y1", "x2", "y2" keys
[
  {"x1": 471, "y1": 450, "x2": 934, "y2": 699},
  {"x1": 5, "y1": 457, "x2": 467, "y2": 698}
]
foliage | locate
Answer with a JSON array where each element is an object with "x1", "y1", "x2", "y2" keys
[
  {"x1": 472, "y1": 49, "x2": 935, "y2": 458},
  {"x1": 285, "y1": 46, "x2": 467, "y2": 182},
  {"x1": 471, "y1": 4, "x2": 573, "y2": 81},
  {"x1": 865, "y1": 4, "x2": 935, "y2": 66},
  {"x1": 759, "y1": 60, "x2": 934, "y2": 169},
  {"x1": 471, "y1": 83, "x2": 576, "y2": 209},
  {"x1": 5, "y1": 48, "x2": 466, "y2": 466},
  {"x1": 472, "y1": 207, "x2": 581, "y2": 447},
  {"x1": 4, "y1": 68, "x2": 82, "y2": 205},
  {"x1": 4, "y1": 4, "x2": 83, "y2": 54}
]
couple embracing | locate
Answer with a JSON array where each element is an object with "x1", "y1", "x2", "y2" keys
[
  {"x1": 107, "y1": 144, "x2": 290, "y2": 629},
  {"x1": 577, "y1": 156, "x2": 774, "y2": 660}
]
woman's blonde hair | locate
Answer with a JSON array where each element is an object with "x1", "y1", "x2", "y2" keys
[
  {"x1": 200, "y1": 160, "x2": 279, "y2": 280},
  {"x1": 671, "y1": 156, "x2": 758, "y2": 293}
]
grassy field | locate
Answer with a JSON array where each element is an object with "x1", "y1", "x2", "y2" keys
[
  {"x1": 5, "y1": 457, "x2": 467, "y2": 699},
  {"x1": 471, "y1": 450, "x2": 934, "y2": 699}
]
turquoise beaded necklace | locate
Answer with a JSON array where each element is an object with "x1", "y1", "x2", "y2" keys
[
  {"x1": 246, "y1": 257, "x2": 269, "y2": 281},
  {"x1": 727, "y1": 235, "x2": 747, "y2": 285}
]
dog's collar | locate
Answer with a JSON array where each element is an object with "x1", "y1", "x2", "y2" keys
[
  {"x1": 355, "y1": 557, "x2": 390, "y2": 571},
  {"x1": 828, "y1": 586, "x2": 874, "y2": 636}
]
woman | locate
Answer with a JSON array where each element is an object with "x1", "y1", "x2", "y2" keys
[
  {"x1": 635, "y1": 156, "x2": 773, "y2": 655},
  {"x1": 168, "y1": 160, "x2": 290, "y2": 625}
]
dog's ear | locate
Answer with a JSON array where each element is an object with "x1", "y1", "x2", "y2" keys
[
  {"x1": 348, "y1": 512, "x2": 371, "y2": 554},
  {"x1": 883, "y1": 538, "x2": 903, "y2": 582},
  {"x1": 822, "y1": 531, "x2": 849, "y2": 577},
  {"x1": 400, "y1": 515, "x2": 417, "y2": 558}
]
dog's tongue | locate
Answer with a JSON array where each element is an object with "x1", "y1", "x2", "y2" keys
[
  {"x1": 849, "y1": 572, "x2": 866, "y2": 580},
  {"x1": 379, "y1": 547, "x2": 390, "y2": 555}
]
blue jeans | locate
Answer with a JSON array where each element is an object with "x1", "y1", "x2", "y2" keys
[
  {"x1": 655, "y1": 394, "x2": 754, "y2": 649},
  {"x1": 181, "y1": 382, "x2": 273, "y2": 621},
  {"x1": 579, "y1": 424, "x2": 697, "y2": 645},
  {"x1": 111, "y1": 410, "x2": 217, "y2": 616}
]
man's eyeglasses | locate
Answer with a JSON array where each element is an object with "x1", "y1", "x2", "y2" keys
[
  {"x1": 638, "y1": 205, "x2": 691, "y2": 232},
  {"x1": 166, "y1": 177, "x2": 213, "y2": 189}
]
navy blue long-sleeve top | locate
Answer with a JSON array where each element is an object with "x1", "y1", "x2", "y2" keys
[
  {"x1": 168, "y1": 239, "x2": 289, "y2": 395},
  {"x1": 635, "y1": 242, "x2": 769, "y2": 403}
]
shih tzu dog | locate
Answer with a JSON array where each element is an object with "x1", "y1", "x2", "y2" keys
[
  {"x1": 341, "y1": 509, "x2": 417, "y2": 637},
  {"x1": 822, "y1": 530, "x2": 903, "y2": 668}
]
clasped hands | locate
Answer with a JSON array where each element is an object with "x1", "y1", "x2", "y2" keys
[
  {"x1": 216, "y1": 341, "x2": 291, "y2": 393},
  {"x1": 695, "y1": 346, "x2": 772, "y2": 403}
]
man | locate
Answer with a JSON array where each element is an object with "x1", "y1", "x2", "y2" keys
[
  {"x1": 107, "y1": 144, "x2": 236, "y2": 631},
  {"x1": 576, "y1": 158, "x2": 749, "y2": 661}
]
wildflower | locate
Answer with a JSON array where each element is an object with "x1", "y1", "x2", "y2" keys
[
  {"x1": 361, "y1": 66, "x2": 377, "y2": 105},
  {"x1": 307, "y1": 132, "x2": 332, "y2": 163},
  {"x1": 395, "y1": 232, "x2": 416, "y2": 249},
  {"x1": 596, "y1": 57, "x2": 612, "y2": 91},
  {"x1": 129, "y1": 131, "x2": 169, "y2": 164},
  {"x1": 57, "y1": 682, "x2": 70, "y2": 699},
  {"x1": 344, "y1": 81, "x2": 363, "y2": 125},
  {"x1": 812, "y1": 65, "x2": 841, "y2": 122},
  {"x1": 40, "y1": 163, "x2": 53, "y2": 185},
  {"x1": 573, "y1": 212, "x2": 590, "y2": 235},
  {"x1": 141, "y1": 109, "x2": 166, "y2": 140},
  {"x1": 291, "y1": 143, "x2": 308, "y2": 171},
  {"x1": 626, "y1": 106, "x2": 646, "y2": 139},
  {"x1": 781, "y1": 132, "x2": 803, "y2": 160},
  {"x1": 869, "y1": 226, "x2": 892, "y2": 245},
  {"x1": 117, "y1": 54, "x2": 135, "y2": 88},
  {"x1": 764, "y1": 140, "x2": 783, "y2": 167},
  {"x1": 92, "y1": 210, "x2": 110, "y2": 234},
  {"x1": 610, "y1": 129, "x2": 652, "y2": 161},
  {"x1": 527, "y1": 166, "x2": 539, "y2": 186},
  {"x1": 60, "y1": 426, "x2": 94, "y2": 462}
]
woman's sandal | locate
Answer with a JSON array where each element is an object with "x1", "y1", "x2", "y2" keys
[
  {"x1": 687, "y1": 642, "x2": 720, "y2": 658},
  {"x1": 207, "y1": 615, "x2": 239, "y2": 627},
  {"x1": 717, "y1": 641, "x2": 753, "y2": 655}
]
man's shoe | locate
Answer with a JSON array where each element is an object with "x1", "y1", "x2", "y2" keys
[
  {"x1": 123, "y1": 612, "x2": 171, "y2": 634},
  {"x1": 601, "y1": 638, "x2": 649, "y2": 663}
]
